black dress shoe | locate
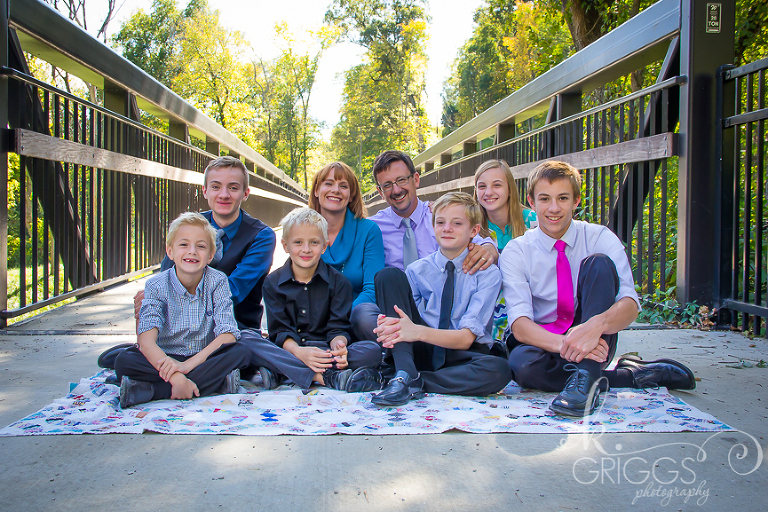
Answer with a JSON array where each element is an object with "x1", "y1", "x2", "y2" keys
[
  {"x1": 97, "y1": 343, "x2": 135, "y2": 369},
  {"x1": 616, "y1": 356, "x2": 696, "y2": 390},
  {"x1": 322, "y1": 368, "x2": 354, "y2": 390},
  {"x1": 371, "y1": 370, "x2": 424, "y2": 406},
  {"x1": 550, "y1": 364, "x2": 602, "y2": 417},
  {"x1": 345, "y1": 367, "x2": 384, "y2": 392},
  {"x1": 119, "y1": 376, "x2": 155, "y2": 408}
]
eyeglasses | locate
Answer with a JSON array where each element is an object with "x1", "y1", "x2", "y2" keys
[{"x1": 377, "y1": 173, "x2": 414, "y2": 192}]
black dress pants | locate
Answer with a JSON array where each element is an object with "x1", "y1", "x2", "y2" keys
[
  {"x1": 114, "y1": 342, "x2": 250, "y2": 400},
  {"x1": 240, "y1": 330, "x2": 382, "y2": 389}
]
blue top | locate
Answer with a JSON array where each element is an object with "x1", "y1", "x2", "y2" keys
[
  {"x1": 321, "y1": 208, "x2": 385, "y2": 307},
  {"x1": 405, "y1": 248, "x2": 501, "y2": 348},
  {"x1": 488, "y1": 209, "x2": 538, "y2": 251}
]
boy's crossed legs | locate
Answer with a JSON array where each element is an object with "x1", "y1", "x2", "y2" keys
[
  {"x1": 374, "y1": 267, "x2": 511, "y2": 404},
  {"x1": 115, "y1": 342, "x2": 250, "y2": 406},
  {"x1": 508, "y1": 255, "x2": 695, "y2": 415},
  {"x1": 240, "y1": 331, "x2": 383, "y2": 391}
]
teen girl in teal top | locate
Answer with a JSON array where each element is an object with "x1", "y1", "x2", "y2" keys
[{"x1": 474, "y1": 159, "x2": 537, "y2": 343}]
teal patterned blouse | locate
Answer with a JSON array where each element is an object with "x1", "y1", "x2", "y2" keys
[{"x1": 487, "y1": 208, "x2": 538, "y2": 251}]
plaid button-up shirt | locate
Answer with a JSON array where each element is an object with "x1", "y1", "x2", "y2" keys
[{"x1": 137, "y1": 267, "x2": 240, "y2": 356}]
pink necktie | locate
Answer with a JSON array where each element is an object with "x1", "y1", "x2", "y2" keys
[{"x1": 542, "y1": 239, "x2": 574, "y2": 334}]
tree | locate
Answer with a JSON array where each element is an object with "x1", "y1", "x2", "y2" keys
[
  {"x1": 325, "y1": 0, "x2": 431, "y2": 186},
  {"x1": 441, "y1": 0, "x2": 571, "y2": 135},
  {"x1": 112, "y1": 0, "x2": 205, "y2": 87}
]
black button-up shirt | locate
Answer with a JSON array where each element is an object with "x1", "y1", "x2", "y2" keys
[{"x1": 263, "y1": 258, "x2": 353, "y2": 348}]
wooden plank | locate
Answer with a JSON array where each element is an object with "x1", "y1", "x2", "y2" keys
[
  {"x1": 414, "y1": 133, "x2": 675, "y2": 197},
  {"x1": 15, "y1": 129, "x2": 306, "y2": 207}
]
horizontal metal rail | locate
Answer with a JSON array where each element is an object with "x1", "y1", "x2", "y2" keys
[
  {"x1": 2, "y1": 68, "x2": 308, "y2": 202},
  {"x1": 2, "y1": 71, "x2": 303, "y2": 322}
]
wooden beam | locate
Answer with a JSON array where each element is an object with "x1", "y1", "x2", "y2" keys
[
  {"x1": 413, "y1": 133, "x2": 676, "y2": 197},
  {"x1": 15, "y1": 129, "x2": 307, "y2": 207}
]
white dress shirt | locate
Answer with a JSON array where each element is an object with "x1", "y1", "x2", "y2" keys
[{"x1": 499, "y1": 219, "x2": 640, "y2": 327}]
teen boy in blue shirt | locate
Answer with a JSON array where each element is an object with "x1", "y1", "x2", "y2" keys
[
  {"x1": 372, "y1": 192, "x2": 511, "y2": 406},
  {"x1": 240, "y1": 208, "x2": 383, "y2": 392},
  {"x1": 115, "y1": 212, "x2": 249, "y2": 408}
]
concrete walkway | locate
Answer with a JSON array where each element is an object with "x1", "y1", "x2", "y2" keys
[{"x1": 0, "y1": 277, "x2": 766, "y2": 511}]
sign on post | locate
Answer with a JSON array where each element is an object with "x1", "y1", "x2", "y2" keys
[{"x1": 706, "y1": 3, "x2": 721, "y2": 33}]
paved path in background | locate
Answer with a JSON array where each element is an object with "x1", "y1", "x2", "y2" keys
[{"x1": 0, "y1": 275, "x2": 766, "y2": 512}]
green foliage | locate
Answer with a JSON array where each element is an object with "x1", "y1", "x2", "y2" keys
[
  {"x1": 636, "y1": 287, "x2": 703, "y2": 327},
  {"x1": 442, "y1": 0, "x2": 572, "y2": 135},
  {"x1": 111, "y1": 0, "x2": 323, "y2": 183},
  {"x1": 112, "y1": 0, "x2": 202, "y2": 86},
  {"x1": 326, "y1": 0, "x2": 432, "y2": 188},
  {"x1": 736, "y1": 0, "x2": 768, "y2": 64}
]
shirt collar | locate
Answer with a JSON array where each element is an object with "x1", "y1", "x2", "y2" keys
[
  {"x1": 276, "y1": 257, "x2": 330, "y2": 285},
  {"x1": 210, "y1": 210, "x2": 242, "y2": 240},
  {"x1": 169, "y1": 267, "x2": 205, "y2": 298},
  {"x1": 535, "y1": 220, "x2": 577, "y2": 251},
  {"x1": 387, "y1": 198, "x2": 428, "y2": 229},
  {"x1": 435, "y1": 248, "x2": 469, "y2": 272}
]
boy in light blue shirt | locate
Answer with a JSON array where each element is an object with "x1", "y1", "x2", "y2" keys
[
  {"x1": 115, "y1": 212, "x2": 249, "y2": 408},
  {"x1": 372, "y1": 192, "x2": 511, "y2": 406}
]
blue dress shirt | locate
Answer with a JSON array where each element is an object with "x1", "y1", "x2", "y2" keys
[
  {"x1": 209, "y1": 211, "x2": 275, "y2": 306},
  {"x1": 405, "y1": 248, "x2": 501, "y2": 348}
]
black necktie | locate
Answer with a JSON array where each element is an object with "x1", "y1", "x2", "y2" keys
[{"x1": 433, "y1": 261, "x2": 455, "y2": 370}]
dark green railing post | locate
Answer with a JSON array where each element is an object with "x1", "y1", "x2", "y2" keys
[
  {"x1": 676, "y1": 0, "x2": 735, "y2": 305},
  {"x1": 0, "y1": 0, "x2": 9, "y2": 327}
]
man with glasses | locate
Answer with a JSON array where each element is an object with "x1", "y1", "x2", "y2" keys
[{"x1": 369, "y1": 150, "x2": 498, "y2": 273}]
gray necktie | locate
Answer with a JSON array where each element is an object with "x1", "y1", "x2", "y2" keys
[
  {"x1": 402, "y1": 218, "x2": 418, "y2": 269},
  {"x1": 212, "y1": 228, "x2": 225, "y2": 265}
]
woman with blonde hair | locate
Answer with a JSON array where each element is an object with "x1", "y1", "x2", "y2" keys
[
  {"x1": 309, "y1": 162, "x2": 384, "y2": 342},
  {"x1": 474, "y1": 159, "x2": 537, "y2": 251},
  {"x1": 474, "y1": 159, "x2": 537, "y2": 348}
]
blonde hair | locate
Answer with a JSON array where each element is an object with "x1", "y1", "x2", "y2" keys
[
  {"x1": 474, "y1": 159, "x2": 528, "y2": 239},
  {"x1": 309, "y1": 162, "x2": 367, "y2": 218},
  {"x1": 281, "y1": 207, "x2": 329, "y2": 244},
  {"x1": 432, "y1": 191, "x2": 482, "y2": 227},
  {"x1": 203, "y1": 155, "x2": 249, "y2": 189},
  {"x1": 527, "y1": 161, "x2": 582, "y2": 200},
  {"x1": 166, "y1": 212, "x2": 217, "y2": 249}
]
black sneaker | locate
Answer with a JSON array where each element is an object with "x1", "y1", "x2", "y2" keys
[
  {"x1": 221, "y1": 369, "x2": 241, "y2": 394},
  {"x1": 259, "y1": 366, "x2": 284, "y2": 390},
  {"x1": 322, "y1": 368, "x2": 353, "y2": 390},
  {"x1": 119, "y1": 376, "x2": 154, "y2": 408},
  {"x1": 549, "y1": 364, "x2": 602, "y2": 417}
]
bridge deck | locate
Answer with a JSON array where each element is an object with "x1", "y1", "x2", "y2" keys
[{"x1": 0, "y1": 270, "x2": 765, "y2": 510}]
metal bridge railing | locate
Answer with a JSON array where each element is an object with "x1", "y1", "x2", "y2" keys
[
  {"x1": 366, "y1": 77, "x2": 683, "y2": 297},
  {"x1": 717, "y1": 56, "x2": 768, "y2": 337},
  {"x1": 2, "y1": 69, "x2": 304, "y2": 323}
]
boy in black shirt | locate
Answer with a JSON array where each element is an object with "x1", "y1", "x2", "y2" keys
[{"x1": 242, "y1": 208, "x2": 382, "y2": 391}]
